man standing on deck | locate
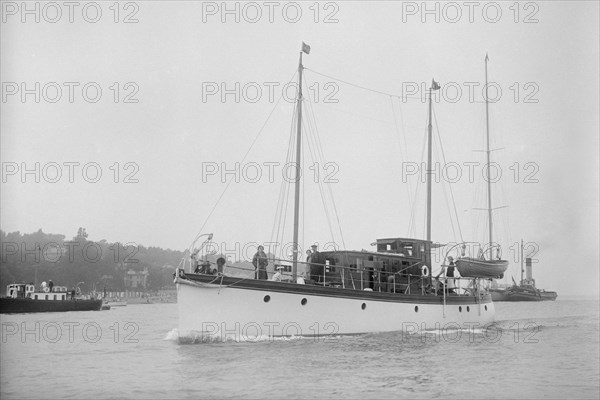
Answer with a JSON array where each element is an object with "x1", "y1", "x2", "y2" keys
[
  {"x1": 446, "y1": 256, "x2": 456, "y2": 294},
  {"x1": 216, "y1": 257, "x2": 226, "y2": 275},
  {"x1": 309, "y1": 244, "x2": 322, "y2": 283},
  {"x1": 306, "y1": 249, "x2": 312, "y2": 263},
  {"x1": 252, "y1": 245, "x2": 269, "y2": 280},
  {"x1": 304, "y1": 249, "x2": 313, "y2": 278}
]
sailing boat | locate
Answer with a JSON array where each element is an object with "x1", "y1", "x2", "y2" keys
[
  {"x1": 174, "y1": 45, "x2": 496, "y2": 341},
  {"x1": 455, "y1": 55, "x2": 509, "y2": 279}
]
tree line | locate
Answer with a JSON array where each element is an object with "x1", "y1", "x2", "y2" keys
[{"x1": 0, "y1": 228, "x2": 184, "y2": 293}]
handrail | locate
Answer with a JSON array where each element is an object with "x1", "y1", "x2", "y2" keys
[
  {"x1": 269, "y1": 256, "x2": 424, "y2": 274},
  {"x1": 269, "y1": 257, "x2": 427, "y2": 289},
  {"x1": 188, "y1": 256, "x2": 481, "y2": 297}
]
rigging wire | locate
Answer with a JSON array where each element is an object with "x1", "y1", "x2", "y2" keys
[
  {"x1": 304, "y1": 69, "x2": 463, "y2": 246},
  {"x1": 389, "y1": 96, "x2": 414, "y2": 232},
  {"x1": 306, "y1": 68, "x2": 422, "y2": 101},
  {"x1": 432, "y1": 135, "x2": 458, "y2": 242},
  {"x1": 304, "y1": 74, "x2": 346, "y2": 249},
  {"x1": 301, "y1": 89, "x2": 338, "y2": 245},
  {"x1": 471, "y1": 109, "x2": 487, "y2": 249},
  {"x1": 270, "y1": 100, "x2": 298, "y2": 257},
  {"x1": 269, "y1": 70, "x2": 349, "y2": 255},
  {"x1": 193, "y1": 70, "x2": 298, "y2": 243},
  {"x1": 194, "y1": 62, "x2": 488, "y2": 257},
  {"x1": 432, "y1": 105, "x2": 464, "y2": 243},
  {"x1": 487, "y1": 104, "x2": 511, "y2": 259}
]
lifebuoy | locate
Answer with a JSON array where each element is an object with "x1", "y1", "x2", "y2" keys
[{"x1": 421, "y1": 265, "x2": 429, "y2": 277}]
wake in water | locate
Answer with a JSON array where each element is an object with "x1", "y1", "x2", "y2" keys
[
  {"x1": 492, "y1": 314, "x2": 597, "y2": 331},
  {"x1": 165, "y1": 327, "x2": 344, "y2": 344}
]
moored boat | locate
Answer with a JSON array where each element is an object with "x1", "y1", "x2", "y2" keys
[
  {"x1": 495, "y1": 242, "x2": 557, "y2": 302},
  {"x1": 0, "y1": 283, "x2": 103, "y2": 314},
  {"x1": 489, "y1": 288, "x2": 508, "y2": 301},
  {"x1": 503, "y1": 284, "x2": 557, "y2": 301}
]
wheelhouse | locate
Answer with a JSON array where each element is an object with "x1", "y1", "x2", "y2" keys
[{"x1": 313, "y1": 238, "x2": 439, "y2": 293}]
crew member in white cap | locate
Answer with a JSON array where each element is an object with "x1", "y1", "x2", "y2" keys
[{"x1": 271, "y1": 265, "x2": 285, "y2": 282}]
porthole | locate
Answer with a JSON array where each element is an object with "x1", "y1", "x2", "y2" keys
[
  {"x1": 263, "y1": 295, "x2": 270, "y2": 303},
  {"x1": 459, "y1": 306, "x2": 462, "y2": 312},
  {"x1": 414, "y1": 306, "x2": 419, "y2": 312},
  {"x1": 361, "y1": 303, "x2": 366, "y2": 310},
  {"x1": 467, "y1": 306, "x2": 470, "y2": 312},
  {"x1": 301, "y1": 298, "x2": 307, "y2": 306}
]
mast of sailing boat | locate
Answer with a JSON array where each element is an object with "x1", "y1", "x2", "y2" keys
[
  {"x1": 484, "y1": 53, "x2": 494, "y2": 259},
  {"x1": 427, "y1": 79, "x2": 440, "y2": 280},
  {"x1": 429, "y1": 57, "x2": 507, "y2": 279},
  {"x1": 292, "y1": 43, "x2": 310, "y2": 281}
]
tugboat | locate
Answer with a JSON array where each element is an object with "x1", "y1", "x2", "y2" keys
[
  {"x1": 491, "y1": 240, "x2": 557, "y2": 302},
  {"x1": 0, "y1": 282, "x2": 103, "y2": 313}
]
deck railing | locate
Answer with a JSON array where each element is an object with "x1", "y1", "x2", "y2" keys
[{"x1": 188, "y1": 256, "x2": 485, "y2": 298}]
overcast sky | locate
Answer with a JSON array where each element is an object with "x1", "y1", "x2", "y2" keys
[{"x1": 1, "y1": 1, "x2": 598, "y2": 296}]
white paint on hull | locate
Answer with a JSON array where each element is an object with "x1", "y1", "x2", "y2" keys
[{"x1": 176, "y1": 278, "x2": 495, "y2": 341}]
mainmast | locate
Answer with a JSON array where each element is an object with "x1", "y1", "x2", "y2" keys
[
  {"x1": 426, "y1": 79, "x2": 440, "y2": 274},
  {"x1": 426, "y1": 83, "x2": 433, "y2": 243},
  {"x1": 484, "y1": 53, "x2": 494, "y2": 257},
  {"x1": 292, "y1": 42, "x2": 310, "y2": 280}
]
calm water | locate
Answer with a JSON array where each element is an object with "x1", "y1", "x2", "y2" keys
[{"x1": 1, "y1": 299, "x2": 598, "y2": 399}]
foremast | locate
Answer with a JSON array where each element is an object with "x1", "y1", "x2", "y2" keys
[
  {"x1": 426, "y1": 79, "x2": 440, "y2": 277},
  {"x1": 292, "y1": 42, "x2": 310, "y2": 281}
]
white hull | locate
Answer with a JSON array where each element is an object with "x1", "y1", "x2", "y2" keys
[{"x1": 175, "y1": 274, "x2": 495, "y2": 341}]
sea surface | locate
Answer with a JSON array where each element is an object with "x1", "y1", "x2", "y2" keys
[{"x1": 1, "y1": 298, "x2": 598, "y2": 399}]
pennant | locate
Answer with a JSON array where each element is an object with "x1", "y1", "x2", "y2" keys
[
  {"x1": 301, "y1": 42, "x2": 311, "y2": 54},
  {"x1": 431, "y1": 79, "x2": 441, "y2": 91}
]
